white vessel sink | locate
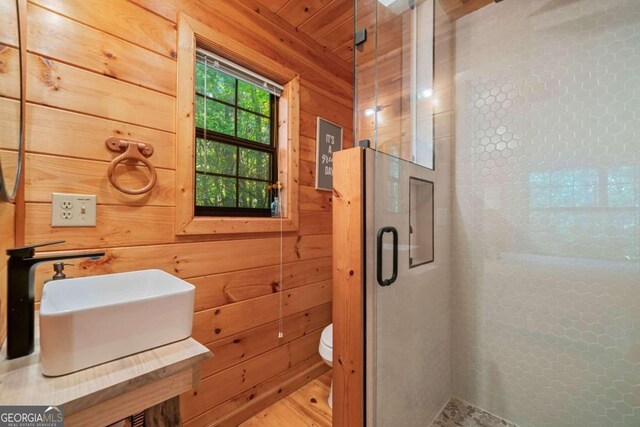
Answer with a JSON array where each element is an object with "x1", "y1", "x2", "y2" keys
[{"x1": 39, "y1": 269, "x2": 194, "y2": 376}]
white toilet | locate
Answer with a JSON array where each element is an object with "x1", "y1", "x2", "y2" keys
[{"x1": 318, "y1": 323, "x2": 333, "y2": 409}]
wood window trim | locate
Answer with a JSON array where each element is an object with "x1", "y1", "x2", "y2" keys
[{"x1": 176, "y1": 13, "x2": 299, "y2": 235}]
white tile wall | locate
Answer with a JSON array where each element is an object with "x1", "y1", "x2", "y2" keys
[{"x1": 453, "y1": 1, "x2": 640, "y2": 426}]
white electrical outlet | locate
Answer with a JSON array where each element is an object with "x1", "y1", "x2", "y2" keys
[{"x1": 51, "y1": 193, "x2": 97, "y2": 227}]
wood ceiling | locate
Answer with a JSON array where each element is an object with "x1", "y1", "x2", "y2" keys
[
  {"x1": 254, "y1": 0, "x2": 495, "y2": 65},
  {"x1": 256, "y1": 0, "x2": 355, "y2": 64},
  {"x1": 439, "y1": 0, "x2": 494, "y2": 20}
]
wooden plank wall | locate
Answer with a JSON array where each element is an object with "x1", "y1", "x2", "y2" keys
[
  {"x1": 0, "y1": 202, "x2": 14, "y2": 345},
  {"x1": 20, "y1": 0, "x2": 353, "y2": 424},
  {"x1": 0, "y1": 0, "x2": 20, "y2": 346}
]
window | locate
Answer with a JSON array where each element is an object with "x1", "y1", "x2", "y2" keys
[
  {"x1": 607, "y1": 165, "x2": 639, "y2": 208},
  {"x1": 528, "y1": 166, "x2": 639, "y2": 209},
  {"x1": 527, "y1": 166, "x2": 639, "y2": 261},
  {"x1": 176, "y1": 14, "x2": 299, "y2": 235},
  {"x1": 194, "y1": 49, "x2": 281, "y2": 217},
  {"x1": 529, "y1": 168, "x2": 599, "y2": 208}
]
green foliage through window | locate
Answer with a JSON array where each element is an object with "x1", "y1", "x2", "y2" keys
[{"x1": 194, "y1": 52, "x2": 277, "y2": 216}]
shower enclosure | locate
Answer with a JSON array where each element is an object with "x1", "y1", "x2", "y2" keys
[
  {"x1": 339, "y1": 0, "x2": 453, "y2": 424},
  {"x1": 359, "y1": 0, "x2": 454, "y2": 423},
  {"x1": 334, "y1": 0, "x2": 640, "y2": 426},
  {"x1": 356, "y1": 0, "x2": 452, "y2": 424}
]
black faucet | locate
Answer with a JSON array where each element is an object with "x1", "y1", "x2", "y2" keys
[{"x1": 6, "y1": 240, "x2": 105, "y2": 359}]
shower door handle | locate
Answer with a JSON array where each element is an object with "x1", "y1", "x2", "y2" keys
[{"x1": 376, "y1": 226, "x2": 398, "y2": 287}]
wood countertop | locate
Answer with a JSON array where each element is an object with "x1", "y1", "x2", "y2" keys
[{"x1": 0, "y1": 321, "x2": 211, "y2": 422}]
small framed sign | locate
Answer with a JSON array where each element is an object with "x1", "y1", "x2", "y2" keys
[{"x1": 315, "y1": 117, "x2": 343, "y2": 191}]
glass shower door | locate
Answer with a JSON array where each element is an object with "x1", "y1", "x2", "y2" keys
[
  {"x1": 357, "y1": 0, "x2": 446, "y2": 425},
  {"x1": 365, "y1": 149, "x2": 441, "y2": 426}
]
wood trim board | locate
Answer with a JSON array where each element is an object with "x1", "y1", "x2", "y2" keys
[{"x1": 332, "y1": 147, "x2": 365, "y2": 427}]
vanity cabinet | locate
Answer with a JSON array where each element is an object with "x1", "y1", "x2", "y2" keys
[{"x1": 0, "y1": 332, "x2": 211, "y2": 426}]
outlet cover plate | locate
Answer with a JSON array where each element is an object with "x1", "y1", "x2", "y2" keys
[{"x1": 51, "y1": 193, "x2": 97, "y2": 227}]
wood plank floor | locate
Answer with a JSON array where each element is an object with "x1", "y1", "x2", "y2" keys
[{"x1": 240, "y1": 370, "x2": 332, "y2": 426}]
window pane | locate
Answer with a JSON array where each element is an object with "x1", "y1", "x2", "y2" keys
[
  {"x1": 608, "y1": 166, "x2": 635, "y2": 184},
  {"x1": 239, "y1": 179, "x2": 269, "y2": 209},
  {"x1": 196, "y1": 174, "x2": 236, "y2": 207},
  {"x1": 196, "y1": 61, "x2": 236, "y2": 104},
  {"x1": 550, "y1": 185, "x2": 574, "y2": 207},
  {"x1": 608, "y1": 166, "x2": 638, "y2": 207},
  {"x1": 551, "y1": 170, "x2": 574, "y2": 187},
  {"x1": 196, "y1": 96, "x2": 235, "y2": 136},
  {"x1": 529, "y1": 171, "x2": 550, "y2": 188},
  {"x1": 195, "y1": 61, "x2": 205, "y2": 94},
  {"x1": 575, "y1": 168, "x2": 599, "y2": 186},
  {"x1": 608, "y1": 184, "x2": 635, "y2": 207},
  {"x1": 574, "y1": 185, "x2": 598, "y2": 207},
  {"x1": 196, "y1": 139, "x2": 237, "y2": 175},
  {"x1": 195, "y1": 95, "x2": 205, "y2": 129},
  {"x1": 237, "y1": 110, "x2": 270, "y2": 144},
  {"x1": 239, "y1": 148, "x2": 270, "y2": 180},
  {"x1": 238, "y1": 81, "x2": 270, "y2": 116}
]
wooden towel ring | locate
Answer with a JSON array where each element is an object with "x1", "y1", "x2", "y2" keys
[{"x1": 106, "y1": 137, "x2": 157, "y2": 195}]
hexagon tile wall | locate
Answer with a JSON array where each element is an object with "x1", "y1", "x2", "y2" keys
[{"x1": 453, "y1": 0, "x2": 640, "y2": 426}]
